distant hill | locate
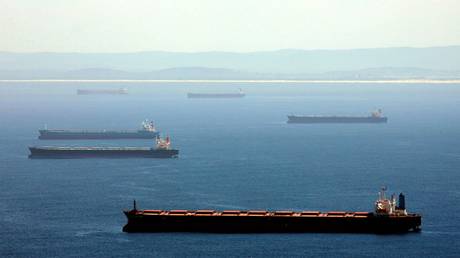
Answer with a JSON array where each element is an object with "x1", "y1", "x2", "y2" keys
[
  {"x1": 1, "y1": 46, "x2": 460, "y2": 79},
  {"x1": 1, "y1": 66, "x2": 459, "y2": 80},
  {"x1": 0, "y1": 67, "x2": 264, "y2": 80}
]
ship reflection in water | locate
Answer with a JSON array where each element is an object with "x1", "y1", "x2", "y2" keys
[{"x1": 123, "y1": 187, "x2": 421, "y2": 233}]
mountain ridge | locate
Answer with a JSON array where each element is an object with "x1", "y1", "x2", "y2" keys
[
  {"x1": 1, "y1": 46, "x2": 459, "y2": 77},
  {"x1": 1, "y1": 66, "x2": 459, "y2": 80}
]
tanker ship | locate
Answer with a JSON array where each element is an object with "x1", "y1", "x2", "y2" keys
[
  {"x1": 187, "y1": 88, "x2": 245, "y2": 98},
  {"x1": 77, "y1": 88, "x2": 128, "y2": 95},
  {"x1": 123, "y1": 188, "x2": 421, "y2": 234},
  {"x1": 38, "y1": 120, "x2": 159, "y2": 140},
  {"x1": 29, "y1": 136, "x2": 178, "y2": 159},
  {"x1": 287, "y1": 110, "x2": 388, "y2": 124}
]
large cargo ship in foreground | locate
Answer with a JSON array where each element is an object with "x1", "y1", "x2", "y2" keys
[
  {"x1": 77, "y1": 88, "x2": 128, "y2": 95},
  {"x1": 123, "y1": 188, "x2": 421, "y2": 234},
  {"x1": 29, "y1": 136, "x2": 178, "y2": 159},
  {"x1": 38, "y1": 120, "x2": 159, "y2": 140},
  {"x1": 187, "y1": 89, "x2": 245, "y2": 98},
  {"x1": 287, "y1": 110, "x2": 388, "y2": 124}
]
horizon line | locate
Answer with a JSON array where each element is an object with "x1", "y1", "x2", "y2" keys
[
  {"x1": 1, "y1": 79, "x2": 459, "y2": 84},
  {"x1": 1, "y1": 45, "x2": 460, "y2": 55}
]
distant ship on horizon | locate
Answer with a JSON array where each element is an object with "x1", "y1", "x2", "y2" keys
[
  {"x1": 287, "y1": 110, "x2": 388, "y2": 124},
  {"x1": 187, "y1": 88, "x2": 245, "y2": 98},
  {"x1": 38, "y1": 120, "x2": 159, "y2": 140},
  {"x1": 77, "y1": 88, "x2": 128, "y2": 95}
]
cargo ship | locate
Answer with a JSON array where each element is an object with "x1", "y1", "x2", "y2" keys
[
  {"x1": 29, "y1": 136, "x2": 178, "y2": 159},
  {"x1": 38, "y1": 120, "x2": 159, "y2": 140},
  {"x1": 122, "y1": 188, "x2": 421, "y2": 234},
  {"x1": 77, "y1": 88, "x2": 128, "y2": 95},
  {"x1": 287, "y1": 110, "x2": 388, "y2": 124},
  {"x1": 187, "y1": 89, "x2": 245, "y2": 98}
]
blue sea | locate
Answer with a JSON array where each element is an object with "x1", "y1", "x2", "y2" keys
[{"x1": 1, "y1": 82, "x2": 460, "y2": 257}]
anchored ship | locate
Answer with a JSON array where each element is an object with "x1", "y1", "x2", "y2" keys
[
  {"x1": 187, "y1": 88, "x2": 245, "y2": 98},
  {"x1": 38, "y1": 120, "x2": 159, "y2": 140},
  {"x1": 122, "y1": 188, "x2": 421, "y2": 233},
  {"x1": 287, "y1": 110, "x2": 388, "y2": 124},
  {"x1": 29, "y1": 136, "x2": 178, "y2": 159},
  {"x1": 77, "y1": 88, "x2": 128, "y2": 95}
]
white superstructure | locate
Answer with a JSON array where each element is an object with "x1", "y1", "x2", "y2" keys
[
  {"x1": 141, "y1": 120, "x2": 156, "y2": 132},
  {"x1": 374, "y1": 187, "x2": 408, "y2": 216}
]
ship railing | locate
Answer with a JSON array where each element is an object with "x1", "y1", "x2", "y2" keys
[
  {"x1": 194, "y1": 210, "x2": 216, "y2": 216},
  {"x1": 136, "y1": 209, "x2": 378, "y2": 218},
  {"x1": 247, "y1": 210, "x2": 269, "y2": 216},
  {"x1": 326, "y1": 211, "x2": 347, "y2": 217},
  {"x1": 142, "y1": 210, "x2": 163, "y2": 215},
  {"x1": 273, "y1": 211, "x2": 295, "y2": 216},
  {"x1": 221, "y1": 210, "x2": 242, "y2": 216},
  {"x1": 388, "y1": 213, "x2": 420, "y2": 217},
  {"x1": 39, "y1": 146, "x2": 151, "y2": 150},
  {"x1": 353, "y1": 212, "x2": 371, "y2": 218},
  {"x1": 300, "y1": 211, "x2": 321, "y2": 217},
  {"x1": 168, "y1": 210, "x2": 189, "y2": 216}
]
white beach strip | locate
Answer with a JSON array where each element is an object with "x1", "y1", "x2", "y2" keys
[{"x1": 1, "y1": 79, "x2": 460, "y2": 84}]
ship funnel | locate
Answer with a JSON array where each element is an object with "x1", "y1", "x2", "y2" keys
[{"x1": 398, "y1": 193, "x2": 406, "y2": 210}]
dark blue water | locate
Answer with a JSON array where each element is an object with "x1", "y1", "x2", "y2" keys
[{"x1": 1, "y1": 82, "x2": 460, "y2": 257}]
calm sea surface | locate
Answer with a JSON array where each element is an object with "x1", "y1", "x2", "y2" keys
[{"x1": 1, "y1": 82, "x2": 460, "y2": 257}]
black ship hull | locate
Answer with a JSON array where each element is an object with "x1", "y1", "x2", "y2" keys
[
  {"x1": 38, "y1": 130, "x2": 159, "y2": 140},
  {"x1": 123, "y1": 211, "x2": 421, "y2": 234},
  {"x1": 287, "y1": 116, "x2": 388, "y2": 124},
  {"x1": 28, "y1": 147, "x2": 178, "y2": 159}
]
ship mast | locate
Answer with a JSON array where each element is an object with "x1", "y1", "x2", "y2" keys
[{"x1": 155, "y1": 135, "x2": 171, "y2": 150}]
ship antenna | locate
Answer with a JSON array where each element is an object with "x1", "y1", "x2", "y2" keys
[
  {"x1": 133, "y1": 199, "x2": 137, "y2": 211},
  {"x1": 380, "y1": 186, "x2": 387, "y2": 200}
]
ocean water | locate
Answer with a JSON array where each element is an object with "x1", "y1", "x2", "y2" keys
[{"x1": 1, "y1": 82, "x2": 460, "y2": 257}]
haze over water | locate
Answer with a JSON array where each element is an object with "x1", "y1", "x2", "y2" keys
[{"x1": 1, "y1": 82, "x2": 460, "y2": 257}]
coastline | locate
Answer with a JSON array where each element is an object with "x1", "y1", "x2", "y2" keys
[{"x1": 1, "y1": 79, "x2": 460, "y2": 84}]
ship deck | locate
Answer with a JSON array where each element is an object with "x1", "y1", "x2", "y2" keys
[
  {"x1": 131, "y1": 209, "x2": 418, "y2": 218},
  {"x1": 31, "y1": 146, "x2": 152, "y2": 151},
  {"x1": 40, "y1": 129, "x2": 154, "y2": 133},
  {"x1": 289, "y1": 115, "x2": 385, "y2": 118}
]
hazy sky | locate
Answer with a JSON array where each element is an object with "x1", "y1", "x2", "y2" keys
[{"x1": 1, "y1": 0, "x2": 459, "y2": 52}]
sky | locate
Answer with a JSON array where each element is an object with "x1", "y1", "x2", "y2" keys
[{"x1": 1, "y1": 0, "x2": 459, "y2": 53}]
